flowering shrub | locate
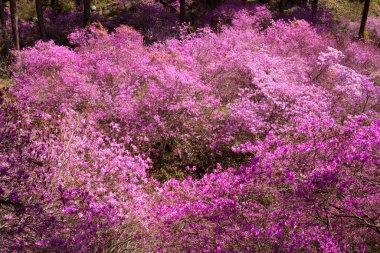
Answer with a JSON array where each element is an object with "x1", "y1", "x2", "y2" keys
[
  {"x1": 3, "y1": 5, "x2": 380, "y2": 252},
  {"x1": 144, "y1": 115, "x2": 380, "y2": 252},
  {"x1": 0, "y1": 103, "x2": 115, "y2": 252}
]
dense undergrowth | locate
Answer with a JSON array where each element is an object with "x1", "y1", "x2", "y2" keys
[{"x1": 1, "y1": 3, "x2": 380, "y2": 253}]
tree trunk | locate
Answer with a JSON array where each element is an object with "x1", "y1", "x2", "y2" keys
[
  {"x1": 311, "y1": 0, "x2": 318, "y2": 22},
  {"x1": 83, "y1": 0, "x2": 90, "y2": 26},
  {"x1": 358, "y1": 0, "x2": 370, "y2": 39},
  {"x1": 0, "y1": 0, "x2": 10, "y2": 56},
  {"x1": 179, "y1": 0, "x2": 185, "y2": 23},
  {"x1": 279, "y1": 0, "x2": 286, "y2": 14},
  {"x1": 10, "y1": 0, "x2": 19, "y2": 50},
  {"x1": 36, "y1": 0, "x2": 46, "y2": 40}
]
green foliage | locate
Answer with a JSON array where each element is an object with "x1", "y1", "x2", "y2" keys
[
  {"x1": 322, "y1": 0, "x2": 380, "y2": 20},
  {"x1": 49, "y1": 0, "x2": 76, "y2": 12}
]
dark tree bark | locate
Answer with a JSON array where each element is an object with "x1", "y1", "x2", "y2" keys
[
  {"x1": 311, "y1": 0, "x2": 318, "y2": 22},
  {"x1": 180, "y1": 0, "x2": 185, "y2": 23},
  {"x1": 83, "y1": 0, "x2": 90, "y2": 26},
  {"x1": 359, "y1": 0, "x2": 370, "y2": 39},
  {"x1": 10, "y1": 0, "x2": 19, "y2": 50},
  {"x1": 279, "y1": 0, "x2": 286, "y2": 14},
  {"x1": 36, "y1": 0, "x2": 46, "y2": 40},
  {"x1": 0, "y1": 0, "x2": 10, "y2": 56}
]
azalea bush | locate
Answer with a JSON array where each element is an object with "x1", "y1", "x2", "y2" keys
[
  {"x1": 143, "y1": 114, "x2": 380, "y2": 252},
  {"x1": 2, "y1": 4, "x2": 380, "y2": 252}
]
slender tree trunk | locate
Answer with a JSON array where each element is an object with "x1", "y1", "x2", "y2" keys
[
  {"x1": 10, "y1": 0, "x2": 19, "y2": 50},
  {"x1": 358, "y1": 0, "x2": 370, "y2": 39},
  {"x1": 311, "y1": 0, "x2": 318, "y2": 22},
  {"x1": 0, "y1": 0, "x2": 10, "y2": 56},
  {"x1": 83, "y1": 0, "x2": 90, "y2": 26},
  {"x1": 179, "y1": 0, "x2": 185, "y2": 23},
  {"x1": 279, "y1": 0, "x2": 286, "y2": 14},
  {"x1": 36, "y1": 0, "x2": 46, "y2": 40}
]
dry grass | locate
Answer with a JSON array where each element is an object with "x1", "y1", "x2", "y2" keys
[{"x1": 0, "y1": 78, "x2": 12, "y2": 90}]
